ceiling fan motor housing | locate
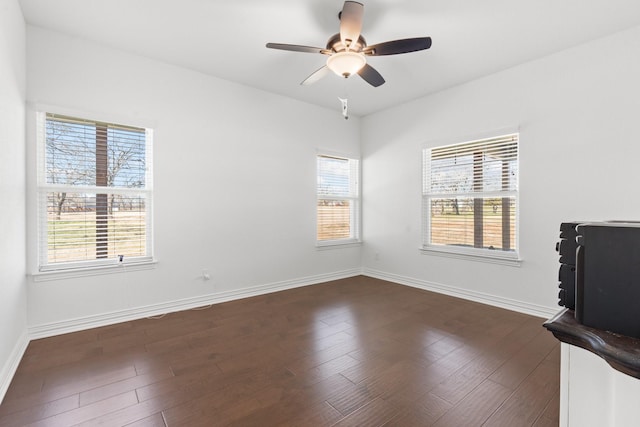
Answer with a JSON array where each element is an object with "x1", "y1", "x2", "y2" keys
[{"x1": 326, "y1": 33, "x2": 367, "y2": 53}]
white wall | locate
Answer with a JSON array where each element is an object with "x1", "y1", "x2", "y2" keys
[
  {"x1": 361, "y1": 25, "x2": 640, "y2": 316},
  {"x1": 25, "y1": 26, "x2": 361, "y2": 331},
  {"x1": 0, "y1": 0, "x2": 28, "y2": 400}
]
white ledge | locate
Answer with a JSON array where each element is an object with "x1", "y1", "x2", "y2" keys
[
  {"x1": 419, "y1": 247, "x2": 522, "y2": 267},
  {"x1": 31, "y1": 260, "x2": 158, "y2": 282},
  {"x1": 316, "y1": 241, "x2": 362, "y2": 250}
]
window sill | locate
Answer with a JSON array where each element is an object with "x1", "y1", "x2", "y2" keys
[
  {"x1": 420, "y1": 246, "x2": 522, "y2": 267},
  {"x1": 316, "y1": 240, "x2": 362, "y2": 250},
  {"x1": 32, "y1": 259, "x2": 158, "y2": 282}
]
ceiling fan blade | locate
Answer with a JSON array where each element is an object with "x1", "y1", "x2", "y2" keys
[
  {"x1": 339, "y1": 1, "x2": 364, "y2": 50},
  {"x1": 363, "y1": 37, "x2": 432, "y2": 56},
  {"x1": 301, "y1": 65, "x2": 330, "y2": 86},
  {"x1": 266, "y1": 43, "x2": 327, "y2": 54},
  {"x1": 357, "y1": 64, "x2": 385, "y2": 87}
]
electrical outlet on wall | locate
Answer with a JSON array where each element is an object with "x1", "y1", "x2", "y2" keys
[{"x1": 202, "y1": 269, "x2": 211, "y2": 281}]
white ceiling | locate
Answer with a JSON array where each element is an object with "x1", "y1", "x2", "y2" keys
[{"x1": 18, "y1": 0, "x2": 640, "y2": 117}]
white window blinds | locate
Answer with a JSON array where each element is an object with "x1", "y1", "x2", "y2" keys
[
  {"x1": 317, "y1": 155, "x2": 360, "y2": 244},
  {"x1": 37, "y1": 112, "x2": 154, "y2": 270},
  {"x1": 423, "y1": 133, "x2": 518, "y2": 254}
]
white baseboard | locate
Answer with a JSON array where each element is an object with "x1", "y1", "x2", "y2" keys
[
  {"x1": 363, "y1": 268, "x2": 558, "y2": 319},
  {"x1": 28, "y1": 268, "x2": 363, "y2": 340},
  {"x1": 0, "y1": 330, "x2": 29, "y2": 405},
  {"x1": 28, "y1": 267, "x2": 557, "y2": 339}
]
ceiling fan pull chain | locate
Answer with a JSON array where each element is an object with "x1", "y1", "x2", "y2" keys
[
  {"x1": 339, "y1": 97, "x2": 349, "y2": 120},
  {"x1": 340, "y1": 77, "x2": 350, "y2": 120}
]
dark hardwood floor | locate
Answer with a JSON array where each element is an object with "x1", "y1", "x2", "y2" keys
[{"x1": 0, "y1": 276, "x2": 559, "y2": 426}]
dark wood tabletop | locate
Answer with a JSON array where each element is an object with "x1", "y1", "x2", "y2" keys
[{"x1": 544, "y1": 308, "x2": 640, "y2": 379}]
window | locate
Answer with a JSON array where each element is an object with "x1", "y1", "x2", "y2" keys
[
  {"x1": 422, "y1": 133, "x2": 518, "y2": 261},
  {"x1": 317, "y1": 154, "x2": 360, "y2": 245},
  {"x1": 37, "y1": 112, "x2": 153, "y2": 271}
]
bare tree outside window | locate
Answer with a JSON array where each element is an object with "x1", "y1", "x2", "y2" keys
[
  {"x1": 41, "y1": 114, "x2": 151, "y2": 267},
  {"x1": 423, "y1": 134, "x2": 518, "y2": 255}
]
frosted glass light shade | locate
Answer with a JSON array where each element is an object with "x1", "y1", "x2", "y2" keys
[{"x1": 326, "y1": 51, "x2": 366, "y2": 77}]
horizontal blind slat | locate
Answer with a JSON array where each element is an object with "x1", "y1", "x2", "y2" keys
[
  {"x1": 317, "y1": 154, "x2": 359, "y2": 242},
  {"x1": 424, "y1": 133, "x2": 518, "y2": 252},
  {"x1": 39, "y1": 112, "x2": 153, "y2": 269}
]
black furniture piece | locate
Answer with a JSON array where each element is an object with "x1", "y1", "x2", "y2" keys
[
  {"x1": 574, "y1": 222, "x2": 640, "y2": 339},
  {"x1": 556, "y1": 222, "x2": 581, "y2": 310}
]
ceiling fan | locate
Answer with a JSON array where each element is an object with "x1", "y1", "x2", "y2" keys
[{"x1": 266, "y1": 1, "x2": 432, "y2": 87}]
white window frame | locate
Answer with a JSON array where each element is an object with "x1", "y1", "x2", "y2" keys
[
  {"x1": 316, "y1": 153, "x2": 361, "y2": 248},
  {"x1": 34, "y1": 109, "x2": 155, "y2": 277},
  {"x1": 421, "y1": 132, "x2": 521, "y2": 266}
]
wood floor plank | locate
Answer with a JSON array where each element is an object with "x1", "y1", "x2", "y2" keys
[
  {"x1": 42, "y1": 364, "x2": 138, "y2": 395},
  {"x1": 539, "y1": 388, "x2": 560, "y2": 421},
  {"x1": 73, "y1": 398, "x2": 168, "y2": 427},
  {"x1": 0, "y1": 276, "x2": 560, "y2": 427},
  {"x1": 483, "y1": 357, "x2": 560, "y2": 426},
  {"x1": 382, "y1": 392, "x2": 453, "y2": 426},
  {"x1": 221, "y1": 374, "x2": 353, "y2": 427},
  {"x1": 430, "y1": 352, "x2": 504, "y2": 405},
  {"x1": 532, "y1": 415, "x2": 558, "y2": 427},
  {"x1": 488, "y1": 328, "x2": 558, "y2": 390},
  {"x1": 134, "y1": 366, "x2": 239, "y2": 403},
  {"x1": 432, "y1": 379, "x2": 513, "y2": 427},
  {"x1": 0, "y1": 393, "x2": 79, "y2": 427},
  {"x1": 353, "y1": 357, "x2": 447, "y2": 411},
  {"x1": 123, "y1": 412, "x2": 166, "y2": 427},
  {"x1": 79, "y1": 368, "x2": 174, "y2": 407},
  {"x1": 159, "y1": 368, "x2": 298, "y2": 426},
  {"x1": 295, "y1": 354, "x2": 361, "y2": 386},
  {"x1": 78, "y1": 368, "x2": 289, "y2": 427},
  {"x1": 19, "y1": 345, "x2": 104, "y2": 378},
  {"x1": 331, "y1": 396, "x2": 398, "y2": 427},
  {"x1": 0, "y1": 375, "x2": 43, "y2": 406},
  {"x1": 284, "y1": 339, "x2": 361, "y2": 375},
  {"x1": 26, "y1": 391, "x2": 138, "y2": 427},
  {"x1": 24, "y1": 329, "x2": 98, "y2": 358},
  {"x1": 325, "y1": 381, "x2": 377, "y2": 416},
  {"x1": 285, "y1": 401, "x2": 344, "y2": 427}
]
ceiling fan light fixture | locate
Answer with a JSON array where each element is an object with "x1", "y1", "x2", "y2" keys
[{"x1": 326, "y1": 51, "x2": 366, "y2": 77}]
